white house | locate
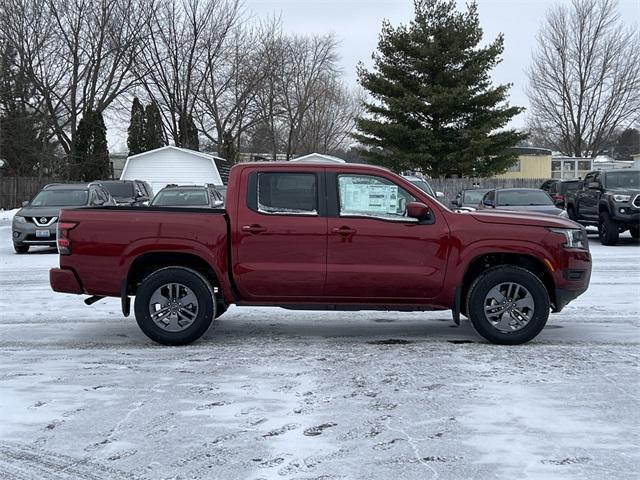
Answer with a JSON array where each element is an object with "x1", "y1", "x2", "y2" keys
[
  {"x1": 290, "y1": 153, "x2": 346, "y2": 163},
  {"x1": 120, "y1": 146, "x2": 224, "y2": 193}
]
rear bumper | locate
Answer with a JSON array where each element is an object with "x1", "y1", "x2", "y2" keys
[{"x1": 50, "y1": 267, "x2": 84, "y2": 294}]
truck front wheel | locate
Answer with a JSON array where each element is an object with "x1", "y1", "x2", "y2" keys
[
  {"x1": 134, "y1": 267, "x2": 215, "y2": 345},
  {"x1": 598, "y1": 211, "x2": 619, "y2": 245},
  {"x1": 466, "y1": 266, "x2": 550, "y2": 345}
]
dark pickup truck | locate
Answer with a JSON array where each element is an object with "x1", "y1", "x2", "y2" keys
[
  {"x1": 565, "y1": 169, "x2": 640, "y2": 245},
  {"x1": 50, "y1": 162, "x2": 592, "y2": 346}
]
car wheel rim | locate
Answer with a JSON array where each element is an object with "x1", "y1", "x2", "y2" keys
[
  {"x1": 148, "y1": 283, "x2": 199, "y2": 332},
  {"x1": 483, "y1": 282, "x2": 535, "y2": 333}
]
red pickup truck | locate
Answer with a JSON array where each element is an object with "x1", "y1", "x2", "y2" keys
[{"x1": 50, "y1": 162, "x2": 591, "y2": 345}]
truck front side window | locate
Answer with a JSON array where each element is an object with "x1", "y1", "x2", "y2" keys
[{"x1": 338, "y1": 175, "x2": 416, "y2": 221}]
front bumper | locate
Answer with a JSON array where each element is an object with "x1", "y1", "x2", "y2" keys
[
  {"x1": 554, "y1": 283, "x2": 589, "y2": 312},
  {"x1": 13, "y1": 221, "x2": 57, "y2": 246},
  {"x1": 611, "y1": 208, "x2": 640, "y2": 225},
  {"x1": 50, "y1": 267, "x2": 84, "y2": 294}
]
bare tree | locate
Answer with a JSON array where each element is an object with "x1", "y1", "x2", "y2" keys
[
  {"x1": 135, "y1": 0, "x2": 241, "y2": 148},
  {"x1": 195, "y1": 19, "x2": 277, "y2": 161},
  {"x1": 527, "y1": 0, "x2": 640, "y2": 157},
  {"x1": 296, "y1": 79, "x2": 363, "y2": 155},
  {"x1": 1, "y1": 0, "x2": 153, "y2": 159},
  {"x1": 279, "y1": 34, "x2": 339, "y2": 159}
]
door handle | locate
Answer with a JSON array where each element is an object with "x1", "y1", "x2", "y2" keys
[
  {"x1": 242, "y1": 224, "x2": 267, "y2": 234},
  {"x1": 332, "y1": 226, "x2": 356, "y2": 235}
]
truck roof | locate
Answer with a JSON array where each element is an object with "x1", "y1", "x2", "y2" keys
[{"x1": 232, "y1": 161, "x2": 392, "y2": 174}]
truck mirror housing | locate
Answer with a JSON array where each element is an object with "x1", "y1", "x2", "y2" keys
[
  {"x1": 406, "y1": 202, "x2": 430, "y2": 220},
  {"x1": 22, "y1": 200, "x2": 29, "y2": 207},
  {"x1": 587, "y1": 182, "x2": 600, "y2": 189},
  {"x1": 482, "y1": 199, "x2": 494, "y2": 207}
]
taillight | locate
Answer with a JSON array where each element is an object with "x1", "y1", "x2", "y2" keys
[{"x1": 57, "y1": 221, "x2": 78, "y2": 255}]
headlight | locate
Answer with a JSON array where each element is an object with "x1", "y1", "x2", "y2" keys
[
  {"x1": 612, "y1": 194, "x2": 631, "y2": 202},
  {"x1": 13, "y1": 215, "x2": 27, "y2": 224},
  {"x1": 549, "y1": 228, "x2": 588, "y2": 249}
]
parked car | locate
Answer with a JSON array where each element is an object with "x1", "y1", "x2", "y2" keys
[
  {"x1": 402, "y1": 175, "x2": 444, "y2": 199},
  {"x1": 150, "y1": 184, "x2": 224, "y2": 208},
  {"x1": 540, "y1": 179, "x2": 579, "y2": 209},
  {"x1": 12, "y1": 183, "x2": 115, "y2": 253},
  {"x1": 539, "y1": 179, "x2": 561, "y2": 194},
  {"x1": 50, "y1": 162, "x2": 591, "y2": 346},
  {"x1": 565, "y1": 169, "x2": 639, "y2": 245},
  {"x1": 478, "y1": 188, "x2": 568, "y2": 217},
  {"x1": 91, "y1": 180, "x2": 152, "y2": 206},
  {"x1": 451, "y1": 188, "x2": 491, "y2": 211}
]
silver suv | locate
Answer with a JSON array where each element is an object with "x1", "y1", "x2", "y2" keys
[{"x1": 12, "y1": 183, "x2": 115, "y2": 254}]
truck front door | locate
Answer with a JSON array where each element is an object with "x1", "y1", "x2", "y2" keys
[
  {"x1": 324, "y1": 172, "x2": 450, "y2": 302},
  {"x1": 234, "y1": 169, "x2": 327, "y2": 300}
]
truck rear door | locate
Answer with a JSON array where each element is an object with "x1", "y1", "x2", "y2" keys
[{"x1": 234, "y1": 167, "x2": 327, "y2": 300}]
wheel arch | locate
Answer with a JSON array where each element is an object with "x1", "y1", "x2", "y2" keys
[
  {"x1": 125, "y1": 252, "x2": 227, "y2": 308},
  {"x1": 460, "y1": 252, "x2": 556, "y2": 315}
]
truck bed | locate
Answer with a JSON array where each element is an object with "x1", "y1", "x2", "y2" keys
[{"x1": 54, "y1": 206, "x2": 231, "y2": 298}]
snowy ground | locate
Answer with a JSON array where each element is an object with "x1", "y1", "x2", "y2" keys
[{"x1": 0, "y1": 213, "x2": 639, "y2": 480}]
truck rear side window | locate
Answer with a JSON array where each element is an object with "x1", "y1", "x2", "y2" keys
[{"x1": 254, "y1": 172, "x2": 318, "y2": 215}]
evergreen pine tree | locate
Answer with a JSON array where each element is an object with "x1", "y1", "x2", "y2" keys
[
  {"x1": 0, "y1": 41, "x2": 50, "y2": 176},
  {"x1": 355, "y1": 0, "x2": 526, "y2": 177},
  {"x1": 143, "y1": 101, "x2": 165, "y2": 151},
  {"x1": 178, "y1": 113, "x2": 199, "y2": 151},
  {"x1": 73, "y1": 110, "x2": 110, "y2": 181},
  {"x1": 127, "y1": 97, "x2": 145, "y2": 155}
]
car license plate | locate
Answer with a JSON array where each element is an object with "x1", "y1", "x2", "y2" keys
[{"x1": 36, "y1": 229, "x2": 50, "y2": 238}]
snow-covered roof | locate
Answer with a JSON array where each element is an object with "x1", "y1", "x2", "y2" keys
[
  {"x1": 290, "y1": 153, "x2": 346, "y2": 163},
  {"x1": 127, "y1": 145, "x2": 225, "y2": 162}
]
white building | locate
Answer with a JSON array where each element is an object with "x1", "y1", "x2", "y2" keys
[
  {"x1": 290, "y1": 153, "x2": 346, "y2": 163},
  {"x1": 120, "y1": 146, "x2": 224, "y2": 193}
]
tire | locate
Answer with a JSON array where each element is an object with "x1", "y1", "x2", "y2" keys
[
  {"x1": 134, "y1": 267, "x2": 215, "y2": 345},
  {"x1": 567, "y1": 205, "x2": 577, "y2": 221},
  {"x1": 466, "y1": 266, "x2": 550, "y2": 345},
  {"x1": 598, "y1": 211, "x2": 619, "y2": 246},
  {"x1": 13, "y1": 244, "x2": 29, "y2": 254}
]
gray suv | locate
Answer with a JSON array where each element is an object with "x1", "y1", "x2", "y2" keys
[{"x1": 12, "y1": 183, "x2": 115, "y2": 253}]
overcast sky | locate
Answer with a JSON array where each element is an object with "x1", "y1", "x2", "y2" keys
[
  {"x1": 245, "y1": 0, "x2": 640, "y2": 129},
  {"x1": 108, "y1": 0, "x2": 639, "y2": 151}
]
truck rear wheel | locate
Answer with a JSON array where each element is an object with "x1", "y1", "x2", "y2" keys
[
  {"x1": 134, "y1": 267, "x2": 215, "y2": 345},
  {"x1": 598, "y1": 211, "x2": 619, "y2": 245},
  {"x1": 466, "y1": 266, "x2": 550, "y2": 345}
]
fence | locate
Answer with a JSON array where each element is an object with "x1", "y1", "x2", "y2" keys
[
  {"x1": 0, "y1": 177, "x2": 64, "y2": 210},
  {"x1": 0, "y1": 175, "x2": 549, "y2": 210},
  {"x1": 428, "y1": 178, "x2": 547, "y2": 205}
]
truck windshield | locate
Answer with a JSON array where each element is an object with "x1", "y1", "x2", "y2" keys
[
  {"x1": 30, "y1": 189, "x2": 89, "y2": 206},
  {"x1": 100, "y1": 182, "x2": 135, "y2": 198},
  {"x1": 497, "y1": 190, "x2": 553, "y2": 206},
  {"x1": 152, "y1": 189, "x2": 209, "y2": 206},
  {"x1": 605, "y1": 171, "x2": 640, "y2": 189}
]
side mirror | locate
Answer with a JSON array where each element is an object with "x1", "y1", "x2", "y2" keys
[
  {"x1": 587, "y1": 182, "x2": 600, "y2": 189},
  {"x1": 406, "y1": 201, "x2": 430, "y2": 220},
  {"x1": 22, "y1": 200, "x2": 29, "y2": 207},
  {"x1": 450, "y1": 199, "x2": 459, "y2": 207},
  {"x1": 436, "y1": 191, "x2": 444, "y2": 198},
  {"x1": 93, "y1": 199, "x2": 105, "y2": 206},
  {"x1": 482, "y1": 199, "x2": 495, "y2": 208}
]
